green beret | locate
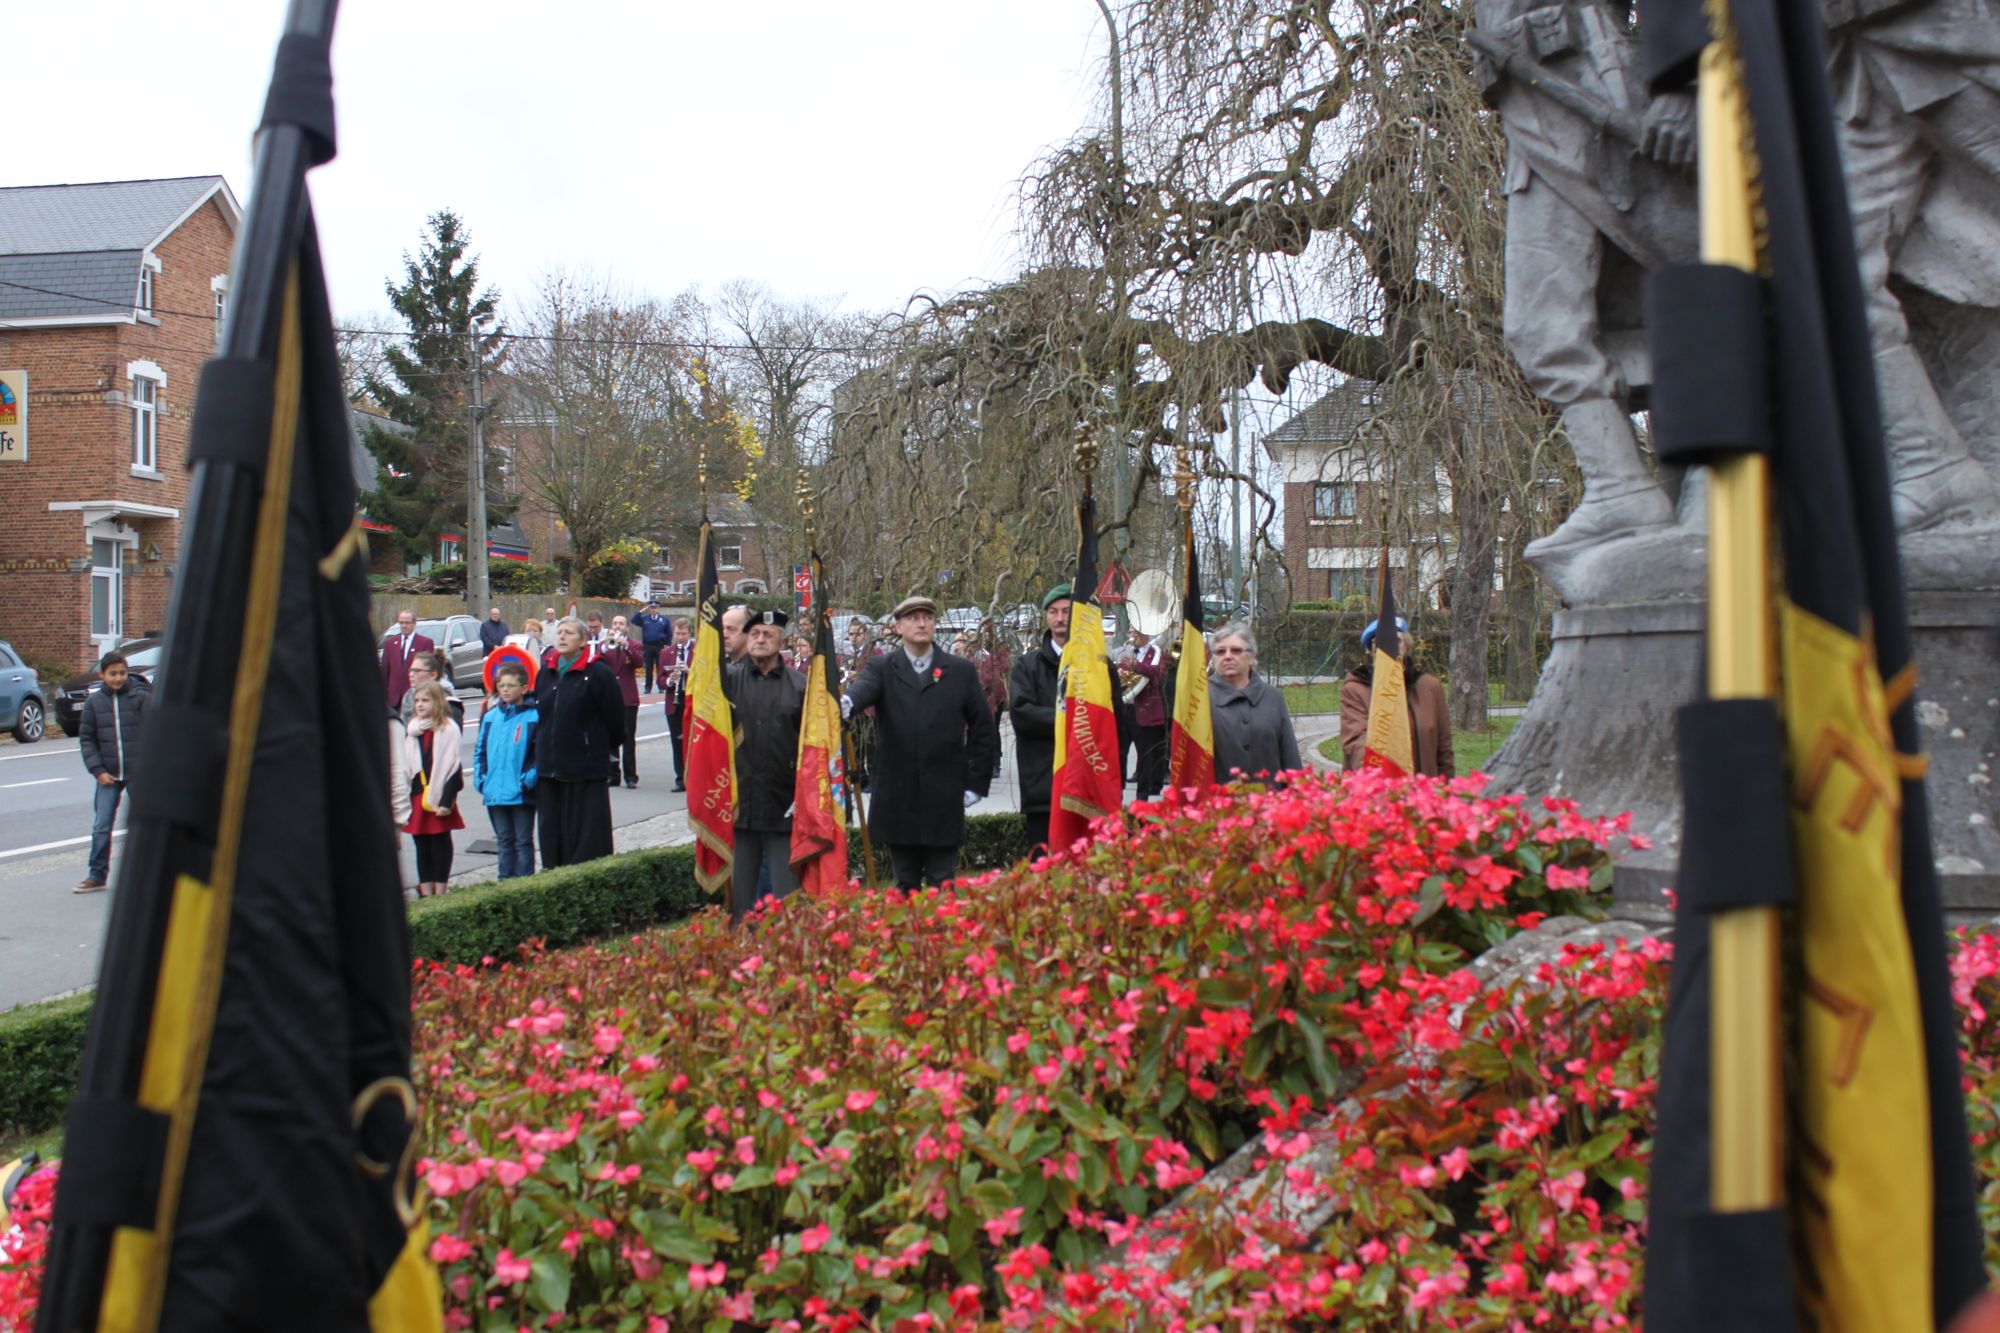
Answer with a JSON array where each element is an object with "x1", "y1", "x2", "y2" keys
[{"x1": 1040, "y1": 583, "x2": 1073, "y2": 610}]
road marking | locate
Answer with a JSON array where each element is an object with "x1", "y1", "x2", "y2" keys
[
  {"x1": 0, "y1": 778, "x2": 68, "y2": 789},
  {"x1": 0, "y1": 744, "x2": 81, "y2": 763},
  {"x1": 0, "y1": 829, "x2": 123, "y2": 860}
]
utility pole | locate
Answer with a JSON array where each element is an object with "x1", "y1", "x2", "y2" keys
[
  {"x1": 1094, "y1": 0, "x2": 1130, "y2": 636},
  {"x1": 466, "y1": 323, "x2": 491, "y2": 614}
]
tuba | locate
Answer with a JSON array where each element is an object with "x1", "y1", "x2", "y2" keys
[{"x1": 1119, "y1": 569, "x2": 1176, "y2": 703}]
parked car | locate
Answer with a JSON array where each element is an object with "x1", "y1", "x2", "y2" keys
[
  {"x1": 54, "y1": 638, "x2": 162, "y2": 737},
  {"x1": 0, "y1": 641, "x2": 49, "y2": 743},
  {"x1": 380, "y1": 616, "x2": 485, "y2": 692}
]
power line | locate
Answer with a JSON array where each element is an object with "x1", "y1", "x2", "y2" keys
[{"x1": 0, "y1": 275, "x2": 868, "y2": 354}]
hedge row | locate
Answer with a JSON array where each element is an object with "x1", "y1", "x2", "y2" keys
[{"x1": 0, "y1": 812, "x2": 1035, "y2": 1140}]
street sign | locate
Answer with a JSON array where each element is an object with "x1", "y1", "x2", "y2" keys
[
  {"x1": 0, "y1": 370, "x2": 24, "y2": 462},
  {"x1": 1094, "y1": 560, "x2": 1129, "y2": 604},
  {"x1": 794, "y1": 564, "x2": 813, "y2": 621}
]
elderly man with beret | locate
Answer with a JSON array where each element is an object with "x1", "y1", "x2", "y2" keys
[
  {"x1": 724, "y1": 608, "x2": 807, "y2": 921},
  {"x1": 842, "y1": 594, "x2": 998, "y2": 889}
]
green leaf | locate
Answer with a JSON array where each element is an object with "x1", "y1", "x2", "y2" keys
[
  {"x1": 1186, "y1": 1104, "x2": 1220, "y2": 1161},
  {"x1": 726, "y1": 1163, "x2": 774, "y2": 1192},
  {"x1": 1194, "y1": 975, "x2": 1253, "y2": 1007},
  {"x1": 1159, "y1": 1075, "x2": 1187, "y2": 1120},
  {"x1": 949, "y1": 1210, "x2": 982, "y2": 1283},
  {"x1": 1053, "y1": 1088, "x2": 1114, "y2": 1141},
  {"x1": 1413, "y1": 874, "x2": 1446, "y2": 924},
  {"x1": 1242, "y1": 1024, "x2": 1275, "y2": 1082},
  {"x1": 529, "y1": 1253, "x2": 571, "y2": 1314},
  {"x1": 972, "y1": 1179, "x2": 1017, "y2": 1212},
  {"x1": 1579, "y1": 1128, "x2": 1627, "y2": 1164},
  {"x1": 1295, "y1": 1010, "x2": 1342, "y2": 1096}
]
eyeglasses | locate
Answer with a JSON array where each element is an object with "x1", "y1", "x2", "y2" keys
[{"x1": 1213, "y1": 646, "x2": 1248, "y2": 655}]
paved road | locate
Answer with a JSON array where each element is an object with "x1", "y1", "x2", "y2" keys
[
  {"x1": 0, "y1": 696, "x2": 1043, "y2": 1014},
  {"x1": 0, "y1": 691, "x2": 699, "y2": 1013}
]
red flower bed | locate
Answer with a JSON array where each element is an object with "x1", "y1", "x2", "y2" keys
[{"x1": 6, "y1": 771, "x2": 1640, "y2": 1330}]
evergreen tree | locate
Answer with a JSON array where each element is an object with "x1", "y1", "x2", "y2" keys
[{"x1": 360, "y1": 210, "x2": 510, "y2": 566}]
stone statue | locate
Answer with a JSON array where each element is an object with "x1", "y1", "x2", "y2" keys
[
  {"x1": 1471, "y1": 0, "x2": 1700, "y2": 585},
  {"x1": 1476, "y1": 0, "x2": 2000, "y2": 600},
  {"x1": 1826, "y1": 0, "x2": 2000, "y2": 529}
]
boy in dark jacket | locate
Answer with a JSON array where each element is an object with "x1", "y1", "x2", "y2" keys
[
  {"x1": 76, "y1": 652, "x2": 150, "y2": 893},
  {"x1": 474, "y1": 663, "x2": 540, "y2": 878}
]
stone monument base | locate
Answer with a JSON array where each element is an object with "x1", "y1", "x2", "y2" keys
[{"x1": 1485, "y1": 590, "x2": 2000, "y2": 913}]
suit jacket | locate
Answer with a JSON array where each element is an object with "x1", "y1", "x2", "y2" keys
[
  {"x1": 380, "y1": 632, "x2": 435, "y2": 707},
  {"x1": 844, "y1": 648, "x2": 996, "y2": 847}
]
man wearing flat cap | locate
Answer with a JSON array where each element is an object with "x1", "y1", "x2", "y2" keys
[
  {"x1": 842, "y1": 594, "x2": 998, "y2": 889},
  {"x1": 723, "y1": 608, "x2": 807, "y2": 921}
]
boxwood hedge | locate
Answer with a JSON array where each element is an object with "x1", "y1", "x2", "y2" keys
[{"x1": 0, "y1": 812, "x2": 1033, "y2": 1140}]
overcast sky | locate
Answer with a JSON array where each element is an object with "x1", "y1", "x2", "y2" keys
[{"x1": 12, "y1": 0, "x2": 1110, "y2": 322}]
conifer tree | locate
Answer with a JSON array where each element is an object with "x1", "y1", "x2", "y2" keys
[{"x1": 360, "y1": 210, "x2": 510, "y2": 565}]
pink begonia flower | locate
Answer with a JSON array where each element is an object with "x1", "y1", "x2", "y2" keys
[
  {"x1": 687, "y1": 1260, "x2": 726, "y2": 1291},
  {"x1": 1441, "y1": 1146, "x2": 1471, "y2": 1181},
  {"x1": 493, "y1": 1248, "x2": 531, "y2": 1286},
  {"x1": 1546, "y1": 864, "x2": 1593, "y2": 890},
  {"x1": 647, "y1": 1318, "x2": 670, "y2": 1333},
  {"x1": 712, "y1": 1172, "x2": 735, "y2": 1190},
  {"x1": 428, "y1": 1233, "x2": 473, "y2": 1264},
  {"x1": 844, "y1": 1089, "x2": 878, "y2": 1113},
  {"x1": 733, "y1": 1135, "x2": 758, "y2": 1165},
  {"x1": 493, "y1": 1158, "x2": 530, "y2": 1188},
  {"x1": 799, "y1": 1223, "x2": 832, "y2": 1253},
  {"x1": 717, "y1": 1291, "x2": 755, "y2": 1320},
  {"x1": 685, "y1": 1148, "x2": 720, "y2": 1173}
]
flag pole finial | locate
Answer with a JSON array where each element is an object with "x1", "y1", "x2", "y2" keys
[{"x1": 1075, "y1": 424, "x2": 1099, "y2": 499}]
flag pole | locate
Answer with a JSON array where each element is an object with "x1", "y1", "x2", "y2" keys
[
  {"x1": 795, "y1": 469, "x2": 875, "y2": 890},
  {"x1": 1698, "y1": 20, "x2": 1783, "y2": 1214}
]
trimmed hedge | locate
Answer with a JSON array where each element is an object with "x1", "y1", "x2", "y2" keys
[{"x1": 0, "y1": 813, "x2": 1035, "y2": 1139}]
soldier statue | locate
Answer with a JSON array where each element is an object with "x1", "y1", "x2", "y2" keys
[{"x1": 1472, "y1": 0, "x2": 1700, "y2": 579}]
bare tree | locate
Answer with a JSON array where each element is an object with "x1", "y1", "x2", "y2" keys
[{"x1": 504, "y1": 272, "x2": 704, "y2": 571}]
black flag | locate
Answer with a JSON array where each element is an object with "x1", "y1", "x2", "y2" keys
[
  {"x1": 36, "y1": 4, "x2": 440, "y2": 1329},
  {"x1": 1639, "y1": 0, "x2": 1984, "y2": 1325}
]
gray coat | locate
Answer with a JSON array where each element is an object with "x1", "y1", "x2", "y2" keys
[{"x1": 1210, "y1": 672, "x2": 1301, "y2": 781}]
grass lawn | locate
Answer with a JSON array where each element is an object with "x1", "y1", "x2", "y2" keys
[
  {"x1": 1287, "y1": 679, "x2": 1531, "y2": 718},
  {"x1": 1316, "y1": 712, "x2": 1520, "y2": 774},
  {"x1": 0, "y1": 1124, "x2": 62, "y2": 1166}
]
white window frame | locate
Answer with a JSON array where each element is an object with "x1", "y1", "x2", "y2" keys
[
  {"x1": 211, "y1": 274, "x2": 229, "y2": 343},
  {"x1": 1310, "y1": 480, "x2": 1357, "y2": 522},
  {"x1": 128, "y1": 360, "x2": 166, "y2": 475},
  {"x1": 736, "y1": 580, "x2": 765, "y2": 595},
  {"x1": 718, "y1": 542, "x2": 744, "y2": 571},
  {"x1": 137, "y1": 254, "x2": 161, "y2": 319}
]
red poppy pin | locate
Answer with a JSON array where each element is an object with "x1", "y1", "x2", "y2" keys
[{"x1": 931, "y1": 667, "x2": 944, "y2": 681}]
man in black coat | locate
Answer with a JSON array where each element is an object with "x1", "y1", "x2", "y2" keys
[
  {"x1": 1007, "y1": 584, "x2": 1071, "y2": 851},
  {"x1": 842, "y1": 595, "x2": 997, "y2": 889},
  {"x1": 723, "y1": 609, "x2": 806, "y2": 922},
  {"x1": 534, "y1": 617, "x2": 628, "y2": 868}
]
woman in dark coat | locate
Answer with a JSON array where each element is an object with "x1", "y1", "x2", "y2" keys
[
  {"x1": 842, "y1": 597, "x2": 998, "y2": 889},
  {"x1": 534, "y1": 617, "x2": 628, "y2": 868},
  {"x1": 1208, "y1": 622, "x2": 1302, "y2": 781}
]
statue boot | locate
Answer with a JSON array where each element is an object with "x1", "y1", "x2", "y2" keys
[
  {"x1": 1526, "y1": 396, "x2": 1677, "y2": 564},
  {"x1": 1877, "y1": 345, "x2": 2000, "y2": 531}
]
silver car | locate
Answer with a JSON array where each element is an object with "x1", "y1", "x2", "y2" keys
[{"x1": 380, "y1": 615, "x2": 486, "y2": 693}]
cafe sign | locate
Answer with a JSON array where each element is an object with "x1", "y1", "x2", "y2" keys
[{"x1": 0, "y1": 370, "x2": 23, "y2": 462}]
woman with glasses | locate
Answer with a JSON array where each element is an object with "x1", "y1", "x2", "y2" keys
[{"x1": 1208, "y1": 622, "x2": 1300, "y2": 782}]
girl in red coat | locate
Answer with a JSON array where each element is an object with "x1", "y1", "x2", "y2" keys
[{"x1": 403, "y1": 680, "x2": 465, "y2": 897}]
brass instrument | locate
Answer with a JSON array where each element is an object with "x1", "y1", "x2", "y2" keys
[{"x1": 1118, "y1": 569, "x2": 1177, "y2": 702}]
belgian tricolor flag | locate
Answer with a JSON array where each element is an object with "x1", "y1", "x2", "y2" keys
[
  {"x1": 1360, "y1": 552, "x2": 1412, "y2": 776},
  {"x1": 1639, "y1": 0, "x2": 1984, "y2": 1324},
  {"x1": 788, "y1": 554, "x2": 848, "y2": 895},
  {"x1": 1166, "y1": 526, "x2": 1214, "y2": 790},
  {"x1": 1049, "y1": 495, "x2": 1122, "y2": 850},
  {"x1": 683, "y1": 521, "x2": 737, "y2": 895},
  {"x1": 34, "y1": 6, "x2": 440, "y2": 1329}
]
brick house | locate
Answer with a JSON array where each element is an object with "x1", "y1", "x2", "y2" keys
[
  {"x1": 0, "y1": 176, "x2": 240, "y2": 670},
  {"x1": 1262, "y1": 379, "x2": 1453, "y2": 609},
  {"x1": 648, "y1": 494, "x2": 784, "y2": 599}
]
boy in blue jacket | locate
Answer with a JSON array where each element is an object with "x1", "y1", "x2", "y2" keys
[{"x1": 475, "y1": 663, "x2": 540, "y2": 878}]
